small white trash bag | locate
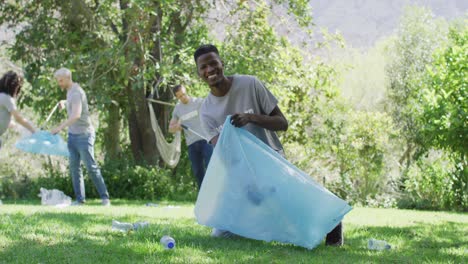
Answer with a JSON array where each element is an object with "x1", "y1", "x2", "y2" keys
[{"x1": 38, "y1": 187, "x2": 72, "y2": 206}]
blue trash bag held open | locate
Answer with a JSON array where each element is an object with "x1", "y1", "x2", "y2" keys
[
  {"x1": 194, "y1": 117, "x2": 352, "y2": 249},
  {"x1": 15, "y1": 131, "x2": 69, "y2": 157}
]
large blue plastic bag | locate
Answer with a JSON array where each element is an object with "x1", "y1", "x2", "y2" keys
[
  {"x1": 15, "y1": 131, "x2": 69, "y2": 157},
  {"x1": 195, "y1": 117, "x2": 352, "y2": 249}
]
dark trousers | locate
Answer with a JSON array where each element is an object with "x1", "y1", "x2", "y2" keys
[{"x1": 187, "y1": 140, "x2": 213, "y2": 189}]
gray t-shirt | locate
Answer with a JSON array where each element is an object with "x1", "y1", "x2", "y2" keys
[
  {"x1": 67, "y1": 83, "x2": 94, "y2": 134},
  {"x1": 171, "y1": 97, "x2": 207, "y2": 146},
  {"x1": 0, "y1": 93, "x2": 16, "y2": 136},
  {"x1": 200, "y1": 74, "x2": 283, "y2": 152}
]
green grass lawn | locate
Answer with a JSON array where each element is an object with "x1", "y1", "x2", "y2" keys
[{"x1": 0, "y1": 200, "x2": 466, "y2": 263}]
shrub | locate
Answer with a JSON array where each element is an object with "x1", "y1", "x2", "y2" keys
[{"x1": 398, "y1": 150, "x2": 465, "y2": 211}]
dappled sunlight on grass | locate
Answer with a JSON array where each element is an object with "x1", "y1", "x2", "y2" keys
[
  {"x1": 345, "y1": 207, "x2": 466, "y2": 227},
  {"x1": 0, "y1": 204, "x2": 466, "y2": 263},
  {"x1": 0, "y1": 200, "x2": 196, "y2": 220}
]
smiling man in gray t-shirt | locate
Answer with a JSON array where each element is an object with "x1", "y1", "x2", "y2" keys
[
  {"x1": 200, "y1": 74, "x2": 284, "y2": 152},
  {"x1": 194, "y1": 44, "x2": 344, "y2": 246},
  {"x1": 195, "y1": 44, "x2": 289, "y2": 239}
]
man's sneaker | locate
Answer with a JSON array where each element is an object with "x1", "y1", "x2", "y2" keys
[
  {"x1": 211, "y1": 228, "x2": 235, "y2": 238},
  {"x1": 102, "y1": 199, "x2": 111, "y2": 206},
  {"x1": 71, "y1": 201, "x2": 85, "y2": 206},
  {"x1": 326, "y1": 222, "x2": 344, "y2": 246}
]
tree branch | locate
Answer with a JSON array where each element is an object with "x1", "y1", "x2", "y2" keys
[{"x1": 110, "y1": 22, "x2": 120, "y2": 36}]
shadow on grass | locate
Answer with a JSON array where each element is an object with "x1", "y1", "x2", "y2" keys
[{"x1": 0, "y1": 211, "x2": 465, "y2": 263}]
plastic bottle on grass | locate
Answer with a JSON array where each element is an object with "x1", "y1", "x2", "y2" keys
[
  {"x1": 368, "y1": 238, "x2": 391, "y2": 250},
  {"x1": 112, "y1": 220, "x2": 134, "y2": 232},
  {"x1": 160, "y1": 235, "x2": 176, "y2": 250},
  {"x1": 112, "y1": 220, "x2": 149, "y2": 231},
  {"x1": 133, "y1": 221, "x2": 149, "y2": 230}
]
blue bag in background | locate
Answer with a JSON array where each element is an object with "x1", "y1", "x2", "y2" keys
[
  {"x1": 195, "y1": 117, "x2": 352, "y2": 249},
  {"x1": 15, "y1": 131, "x2": 69, "y2": 157}
]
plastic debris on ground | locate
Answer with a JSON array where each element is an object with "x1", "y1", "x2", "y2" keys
[
  {"x1": 112, "y1": 220, "x2": 149, "y2": 232},
  {"x1": 38, "y1": 187, "x2": 71, "y2": 207},
  {"x1": 164, "y1": 205, "x2": 180, "y2": 209},
  {"x1": 15, "y1": 131, "x2": 69, "y2": 157},
  {"x1": 195, "y1": 117, "x2": 352, "y2": 249},
  {"x1": 160, "y1": 235, "x2": 176, "y2": 249},
  {"x1": 368, "y1": 238, "x2": 392, "y2": 250}
]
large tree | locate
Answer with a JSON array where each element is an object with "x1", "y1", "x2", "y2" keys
[
  {"x1": 420, "y1": 27, "x2": 467, "y2": 209},
  {"x1": 384, "y1": 6, "x2": 448, "y2": 169},
  {"x1": 0, "y1": 0, "x2": 313, "y2": 165},
  {"x1": 0, "y1": 0, "x2": 209, "y2": 164}
]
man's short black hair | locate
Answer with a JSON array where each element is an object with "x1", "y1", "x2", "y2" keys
[
  {"x1": 172, "y1": 84, "x2": 183, "y2": 95},
  {"x1": 194, "y1": 44, "x2": 219, "y2": 63}
]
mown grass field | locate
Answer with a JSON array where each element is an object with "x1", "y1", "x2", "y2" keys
[{"x1": 0, "y1": 200, "x2": 466, "y2": 263}]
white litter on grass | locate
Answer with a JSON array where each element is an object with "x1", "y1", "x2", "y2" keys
[
  {"x1": 164, "y1": 205, "x2": 180, "y2": 209},
  {"x1": 368, "y1": 238, "x2": 392, "y2": 250},
  {"x1": 112, "y1": 220, "x2": 149, "y2": 232},
  {"x1": 54, "y1": 203, "x2": 70, "y2": 209},
  {"x1": 38, "y1": 187, "x2": 71, "y2": 207},
  {"x1": 0, "y1": 200, "x2": 3, "y2": 205}
]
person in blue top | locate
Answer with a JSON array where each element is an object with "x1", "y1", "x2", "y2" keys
[
  {"x1": 0, "y1": 71, "x2": 36, "y2": 150},
  {"x1": 194, "y1": 44, "x2": 344, "y2": 246},
  {"x1": 169, "y1": 84, "x2": 213, "y2": 190}
]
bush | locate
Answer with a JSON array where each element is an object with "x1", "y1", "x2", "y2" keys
[
  {"x1": 397, "y1": 150, "x2": 461, "y2": 210},
  {"x1": 0, "y1": 127, "x2": 51, "y2": 199},
  {"x1": 1, "y1": 149, "x2": 199, "y2": 201},
  {"x1": 287, "y1": 97, "x2": 399, "y2": 207},
  {"x1": 0, "y1": 174, "x2": 36, "y2": 200}
]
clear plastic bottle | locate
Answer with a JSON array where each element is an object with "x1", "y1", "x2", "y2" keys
[
  {"x1": 160, "y1": 235, "x2": 176, "y2": 250},
  {"x1": 112, "y1": 220, "x2": 149, "y2": 231},
  {"x1": 368, "y1": 238, "x2": 391, "y2": 250},
  {"x1": 112, "y1": 220, "x2": 134, "y2": 232},
  {"x1": 133, "y1": 221, "x2": 149, "y2": 230}
]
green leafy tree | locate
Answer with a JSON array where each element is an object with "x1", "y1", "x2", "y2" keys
[
  {"x1": 290, "y1": 93, "x2": 398, "y2": 206},
  {"x1": 219, "y1": 1, "x2": 333, "y2": 146},
  {"x1": 385, "y1": 6, "x2": 448, "y2": 169},
  {"x1": 420, "y1": 27, "x2": 467, "y2": 210},
  {"x1": 0, "y1": 0, "x2": 210, "y2": 164},
  {"x1": 218, "y1": 2, "x2": 399, "y2": 206},
  {"x1": 0, "y1": 0, "x2": 314, "y2": 165}
]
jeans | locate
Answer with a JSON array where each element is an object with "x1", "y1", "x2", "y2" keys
[
  {"x1": 187, "y1": 140, "x2": 213, "y2": 189},
  {"x1": 68, "y1": 132, "x2": 109, "y2": 202}
]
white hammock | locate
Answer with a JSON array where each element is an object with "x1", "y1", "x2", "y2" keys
[{"x1": 148, "y1": 102, "x2": 181, "y2": 168}]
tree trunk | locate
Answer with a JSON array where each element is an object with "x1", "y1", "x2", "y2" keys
[
  {"x1": 103, "y1": 102, "x2": 122, "y2": 160},
  {"x1": 154, "y1": 88, "x2": 172, "y2": 137},
  {"x1": 119, "y1": 0, "x2": 160, "y2": 165},
  {"x1": 126, "y1": 81, "x2": 159, "y2": 165},
  {"x1": 399, "y1": 143, "x2": 414, "y2": 170}
]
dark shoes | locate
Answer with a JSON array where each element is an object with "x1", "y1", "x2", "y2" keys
[{"x1": 325, "y1": 222, "x2": 343, "y2": 246}]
